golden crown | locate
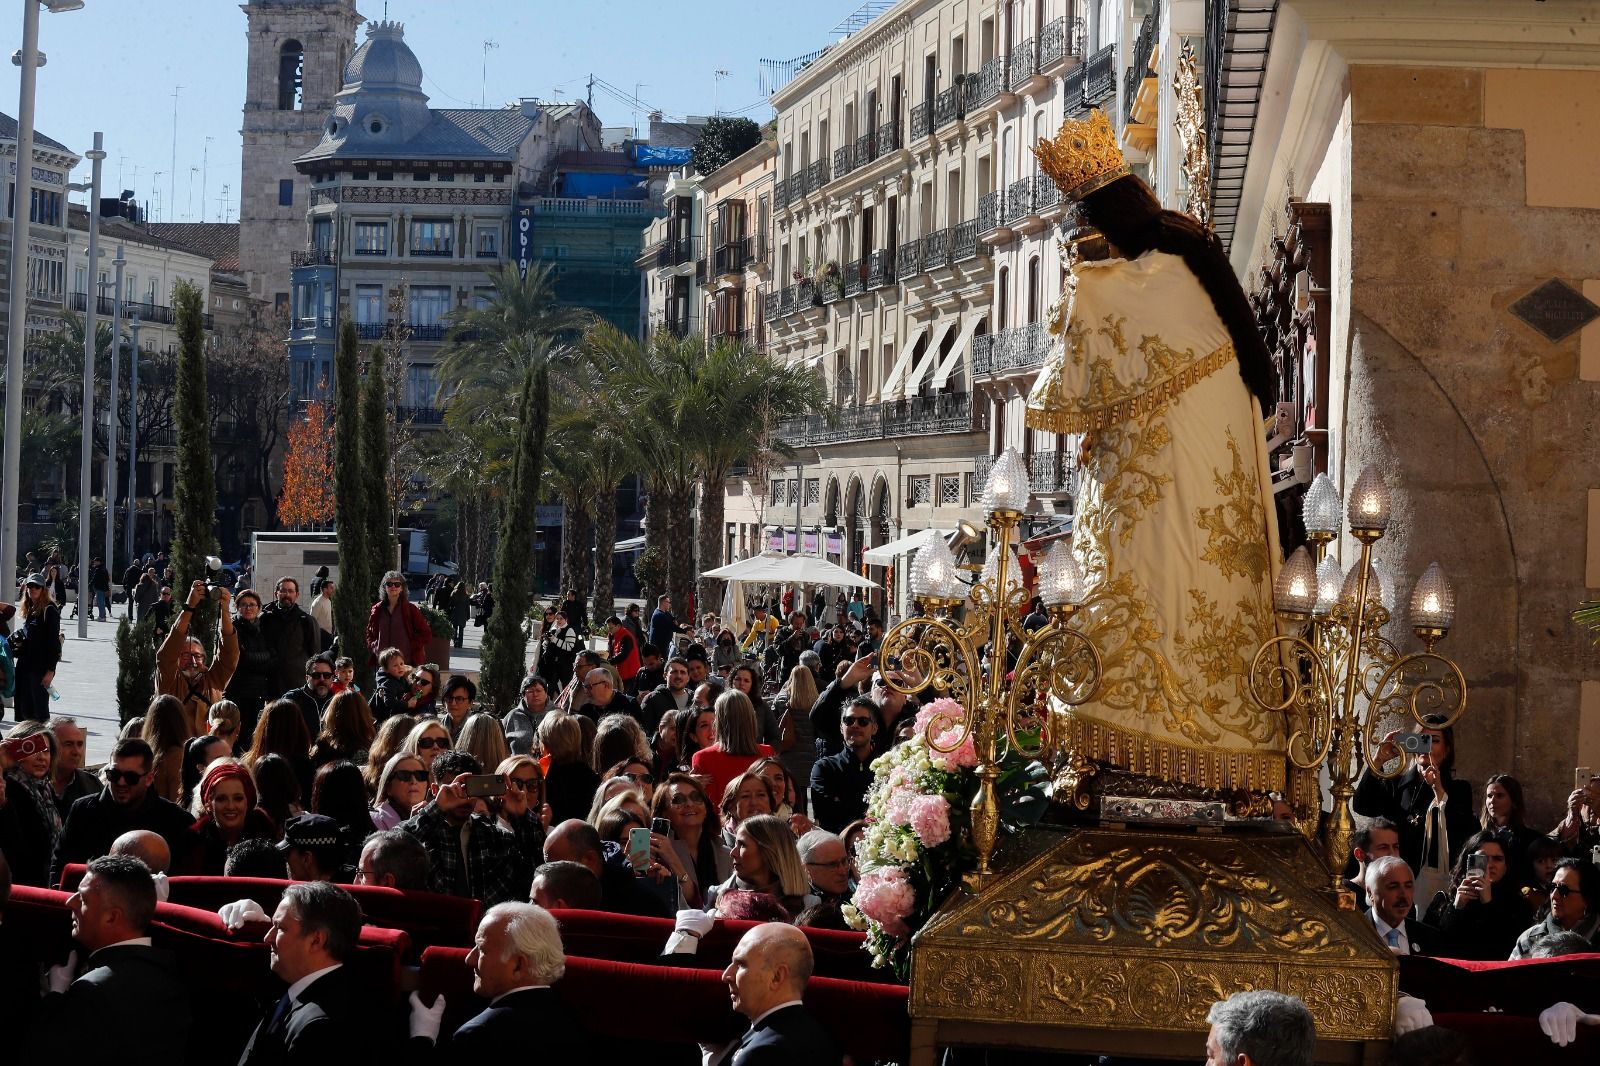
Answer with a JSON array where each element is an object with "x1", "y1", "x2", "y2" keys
[{"x1": 1033, "y1": 109, "x2": 1130, "y2": 201}]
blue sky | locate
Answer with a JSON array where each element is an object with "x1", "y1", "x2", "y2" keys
[{"x1": 3, "y1": 0, "x2": 844, "y2": 221}]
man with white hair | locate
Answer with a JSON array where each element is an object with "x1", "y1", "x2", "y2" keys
[
  {"x1": 408, "y1": 902, "x2": 581, "y2": 1055},
  {"x1": 1204, "y1": 989, "x2": 1315, "y2": 1066},
  {"x1": 1363, "y1": 854, "x2": 1437, "y2": 956},
  {"x1": 796, "y1": 829, "x2": 852, "y2": 903}
]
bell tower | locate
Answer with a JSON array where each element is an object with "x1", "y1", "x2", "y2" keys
[{"x1": 239, "y1": 0, "x2": 362, "y2": 310}]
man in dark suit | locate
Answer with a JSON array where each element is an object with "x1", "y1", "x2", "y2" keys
[
  {"x1": 720, "y1": 923, "x2": 840, "y2": 1065},
  {"x1": 25, "y1": 855, "x2": 190, "y2": 1065},
  {"x1": 408, "y1": 901, "x2": 582, "y2": 1054},
  {"x1": 1343, "y1": 817, "x2": 1401, "y2": 912},
  {"x1": 1364, "y1": 855, "x2": 1439, "y2": 957},
  {"x1": 238, "y1": 881, "x2": 363, "y2": 1065}
]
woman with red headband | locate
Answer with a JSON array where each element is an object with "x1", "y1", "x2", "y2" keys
[{"x1": 179, "y1": 761, "x2": 278, "y2": 874}]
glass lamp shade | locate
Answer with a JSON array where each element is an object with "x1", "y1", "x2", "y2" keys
[
  {"x1": 1409, "y1": 562, "x2": 1455, "y2": 631},
  {"x1": 1346, "y1": 464, "x2": 1392, "y2": 533},
  {"x1": 1370, "y1": 559, "x2": 1396, "y2": 613},
  {"x1": 1338, "y1": 560, "x2": 1376, "y2": 608},
  {"x1": 1302, "y1": 473, "x2": 1342, "y2": 537},
  {"x1": 1312, "y1": 556, "x2": 1342, "y2": 617},
  {"x1": 981, "y1": 447, "x2": 1032, "y2": 515},
  {"x1": 1273, "y1": 546, "x2": 1318, "y2": 616},
  {"x1": 911, "y1": 535, "x2": 962, "y2": 601},
  {"x1": 1038, "y1": 540, "x2": 1085, "y2": 607},
  {"x1": 978, "y1": 542, "x2": 1024, "y2": 598}
]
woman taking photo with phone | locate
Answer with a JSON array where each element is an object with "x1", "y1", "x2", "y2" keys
[
  {"x1": 1352, "y1": 716, "x2": 1477, "y2": 882},
  {"x1": 651, "y1": 772, "x2": 729, "y2": 909},
  {"x1": 1422, "y1": 829, "x2": 1533, "y2": 960}
]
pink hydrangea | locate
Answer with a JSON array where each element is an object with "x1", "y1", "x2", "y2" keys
[
  {"x1": 908, "y1": 794, "x2": 951, "y2": 847},
  {"x1": 885, "y1": 786, "x2": 917, "y2": 826},
  {"x1": 855, "y1": 867, "x2": 915, "y2": 936},
  {"x1": 914, "y1": 697, "x2": 966, "y2": 736},
  {"x1": 929, "y1": 727, "x2": 978, "y2": 771}
]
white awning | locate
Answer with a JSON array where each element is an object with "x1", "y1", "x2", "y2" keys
[
  {"x1": 901, "y1": 318, "x2": 958, "y2": 396},
  {"x1": 929, "y1": 315, "x2": 986, "y2": 390},
  {"x1": 615, "y1": 535, "x2": 647, "y2": 553},
  {"x1": 862, "y1": 527, "x2": 953, "y2": 566},
  {"x1": 875, "y1": 323, "x2": 927, "y2": 401}
]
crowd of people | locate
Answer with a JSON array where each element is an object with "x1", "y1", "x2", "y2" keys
[{"x1": 5, "y1": 561, "x2": 1600, "y2": 1061}]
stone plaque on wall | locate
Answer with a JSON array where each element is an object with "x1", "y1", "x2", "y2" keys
[{"x1": 1510, "y1": 278, "x2": 1600, "y2": 342}]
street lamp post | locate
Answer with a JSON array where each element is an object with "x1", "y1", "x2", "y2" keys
[
  {"x1": 121, "y1": 313, "x2": 138, "y2": 568},
  {"x1": 1, "y1": 0, "x2": 85, "y2": 594},
  {"x1": 105, "y1": 244, "x2": 122, "y2": 576},
  {"x1": 74, "y1": 131, "x2": 102, "y2": 636}
]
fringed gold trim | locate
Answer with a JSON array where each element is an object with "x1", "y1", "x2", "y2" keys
[
  {"x1": 1026, "y1": 341, "x2": 1236, "y2": 435},
  {"x1": 1058, "y1": 709, "x2": 1287, "y2": 794}
]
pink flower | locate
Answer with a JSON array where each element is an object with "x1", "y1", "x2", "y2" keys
[
  {"x1": 885, "y1": 786, "x2": 917, "y2": 826},
  {"x1": 929, "y1": 727, "x2": 978, "y2": 771},
  {"x1": 908, "y1": 794, "x2": 951, "y2": 847},
  {"x1": 855, "y1": 867, "x2": 915, "y2": 936},
  {"x1": 915, "y1": 697, "x2": 965, "y2": 736}
]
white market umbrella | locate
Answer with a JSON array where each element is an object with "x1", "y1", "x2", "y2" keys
[
  {"x1": 702, "y1": 549, "x2": 878, "y2": 589},
  {"x1": 862, "y1": 527, "x2": 952, "y2": 566}
]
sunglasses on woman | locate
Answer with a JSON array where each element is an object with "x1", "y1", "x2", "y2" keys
[
  {"x1": 508, "y1": 775, "x2": 542, "y2": 792},
  {"x1": 415, "y1": 736, "x2": 449, "y2": 750},
  {"x1": 1551, "y1": 884, "x2": 1580, "y2": 898},
  {"x1": 389, "y1": 770, "x2": 429, "y2": 784}
]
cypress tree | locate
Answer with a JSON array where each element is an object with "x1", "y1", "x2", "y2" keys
[
  {"x1": 332, "y1": 320, "x2": 372, "y2": 687},
  {"x1": 168, "y1": 280, "x2": 219, "y2": 651},
  {"x1": 361, "y1": 346, "x2": 394, "y2": 576},
  {"x1": 480, "y1": 362, "x2": 548, "y2": 711}
]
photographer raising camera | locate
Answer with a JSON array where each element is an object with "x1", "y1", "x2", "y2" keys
[
  {"x1": 1353, "y1": 715, "x2": 1477, "y2": 904},
  {"x1": 155, "y1": 580, "x2": 239, "y2": 736}
]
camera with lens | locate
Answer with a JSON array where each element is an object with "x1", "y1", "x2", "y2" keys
[
  {"x1": 204, "y1": 556, "x2": 226, "y2": 599},
  {"x1": 1398, "y1": 733, "x2": 1434, "y2": 755}
]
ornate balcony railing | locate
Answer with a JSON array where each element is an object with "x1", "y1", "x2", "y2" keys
[
  {"x1": 796, "y1": 278, "x2": 817, "y2": 308},
  {"x1": 355, "y1": 322, "x2": 386, "y2": 340},
  {"x1": 883, "y1": 391, "x2": 975, "y2": 436},
  {"x1": 1063, "y1": 63, "x2": 1087, "y2": 113},
  {"x1": 952, "y1": 219, "x2": 981, "y2": 262},
  {"x1": 934, "y1": 85, "x2": 964, "y2": 129},
  {"x1": 804, "y1": 160, "x2": 829, "y2": 194},
  {"x1": 978, "y1": 190, "x2": 1004, "y2": 232},
  {"x1": 1038, "y1": 16, "x2": 1071, "y2": 69},
  {"x1": 833, "y1": 145, "x2": 855, "y2": 180},
  {"x1": 1033, "y1": 173, "x2": 1061, "y2": 214},
  {"x1": 922, "y1": 227, "x2": 952, "y2": 271},
  {"x1": 778, "y1": 287, "x2": 796, "y2": 315},
  {"x1": 910, "y1": 101, "x2": 931, "y2": 140},
  {"x1": 1004, "y1": 178, "x2": 1034, "y2": 224},
  {"x1": 853, "y1": 133, "x2": 875, "y2": 170},
  {"x1": 291, "y1": 247, "x2": 336, "y2": 267},
  {"x1": 819, "y1": 271, "x2": 843, "y2": 304},
  {"x1": 865, "y1": 248, "x2": 892, "y2": 290},
  {"x1": 764, "y1": 291, "x2": 781, "y2": 319},
  {"x1": 775, "y1": 393, "x2": 978, "y2": 447},
  {"x1": 774, "y1": 178, "x2": 789, "y2": 209},
  {"x1": 410, "y1": 323, "x2": 449, "y2": 342},
  {"x1": 843, "y1": 259, "x2": 865, "y2": 298},
  {"x1": 1084, "y1": 43, "x2": 1117, "y2": 106},
  {"x1": 972, "y1": 322, "x2": 1049, "y2": 376},
  {"x1": 1008, "y1": 38, "x2": 1037, "y2": 91},
  {"x1": 876, "y1": 120, "x2": 900, "y2": 157},
  {"x1": 1028, "y1": 450, "x2": 1075, "y2": 494},
  {"x1": 973, "y1": 54, "x2": 1008, "y2": 108},
  {"x1": 714, "y1": 240, "x2": 748, "y2": 277},
  {"x1": 1126, "y1": 4, "x2": 1159, "y2": 123},
  {"x1": 973, "y1": 453, "x2": 994, "y2": 486},
  {"x1": 897, "y1": 239, "x2": 922, "y2": 280}
]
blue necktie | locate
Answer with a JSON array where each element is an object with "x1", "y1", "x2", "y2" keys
[{"x1": 1385, "y1": 929, "x2": 1401, "y2": 950}]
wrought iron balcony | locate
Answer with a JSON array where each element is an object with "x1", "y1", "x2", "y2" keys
[
  {"x1": 291, "y1": 247, "x2": 337, "y2": 267},
  {"x1": 775, "y1": 393, "x2": 978, "y2": 447},
  {"x1": 778, "y1": 287, "x2": 796, "y2": 315},
  {"x1": 853, "y1": 132, "x2": 875, "y2": 169},
  {"x1": 1008, "y1": 38, "x2": 1037, "y2": 92},
  {"x1": 804, "y1": 160, "x2": 826, "y2": 194},
  {"x1": 934, "y1": 85, "x2": 964, "y2": 129},
  {"x1": 1033, "y1": 173, "x2": 1061, "y2": 214},
  {"x1": 764, "y1": 291, "x2": 781, "y2": 319},
  {"x1": 922, "y1": 227, "x2": 952, "y2": 271},
  {"x1": 67, "y1": 291, "x2": 116, "y2": 316},
  {"x1": 896, "y1": 239, "x2": 922, "y2": 280},
  {"x1": 972, "y1": 54, "x2": 1008, "y2": 108},
  {"x1": 355, "y1": 322, "x2": 386, "y2": 340},
  {"x1": 714, "y1": 241, "x2": 748, "y2": 277},
  {"x1": 910, "y1": 101, "x2": 931, "y2": 140},
  {"x1": 1028, "y1": 450, "x2": 1075, "y2": 494},
  {"x1": 1004, "y1": 178, "x2": 1034, "y2": 224},
  {"x1": 1084, "y1": 43, "x2": 1117, "y2": 106},
  {"x1": 833, "y1": 145, "x2": 855, "y2": 180},
  {"x1": 410, "y1": 323, "x2": 449, "y2": 342},
  {"x1": 973, "y1": 453, "x2": 994, "y2": 486},
  {"x1": 876, "y1": 120, "x2": 900, "y2": 157},
  {"x1": 843, "y1": 259, "x2": 864, "y2": 298},
  {"x1": 774, "y1": 178, "x2": 789, "y2": 210},
  {"x1": 1063, "y1": 63, "x2": 1087, "y2": 113},
  {"x1": 667, "y1": 234, "x2": 702, "y2": 267},
  {"x1": 952, "y1": 219, "x2": 982, "y2": 263},
  {"x1": 972, "y1": 322, "x2": 1049, "y2": 376},
  {"x1": 796, "y1": 278, "x2": 817, "y2": 309},
  {"x1": 1038, "y1": 16, "x2": 1071, "y2": 70},
  {"x1": 1126, "y1": 5, "x2": 1159, "y2": 123},
  {"x1": 865, "y1": 248, "x2": 892, "y2": 290},
  {"x1": 978, "y1": 190, "x2": 1004, "y2": 233}
]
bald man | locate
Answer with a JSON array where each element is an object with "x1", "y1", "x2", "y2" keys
[
  {"x1": 109, "y1": 830, "x2": 171, "y2": 901},
  {"x1": 720, "y1": 924, "x2": 839, "y2": 1065}
]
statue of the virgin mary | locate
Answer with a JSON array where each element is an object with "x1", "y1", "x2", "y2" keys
[{"x1": 1028, "y1": 111, "x2": 1295, "y2": 812}]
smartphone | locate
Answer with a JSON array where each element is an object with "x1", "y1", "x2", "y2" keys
[
  {"x1": 1576, "y1": 767, "x2": 1595, "y2": 791},
  {"x1": 627, "y1": 826, "x2": 653, "y2": 872},
  {"x1": 463, "y1": 774, "x2": 506, "y2": 799},
  {"x1": 1398, "y1": 734, "x2": 1435, "y2": 755},
  {"x1": 652, "y1": 817, "x2": 673, "y2": 839},
  {"x1": 1469, "y1": 852, "x2": 1489, "y2": 874}
]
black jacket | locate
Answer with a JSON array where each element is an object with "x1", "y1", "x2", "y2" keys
[
  {"x1": 640, "y1": 684, "x2": 690, "y2": 732},
  {"x1": 226, "y1": 616, "x2": 278, "y2": 722},
  {"x1": 51, "y1": 786, "x2": 196, "y2": 886},
  {"x1": 809, "y1": 749, "x2": 876, "y2": 834},
  {"x1": 280, "y1": 686, "x2": 333, "y2": 743},
  {"x1": 237, "y1": 966, "x2": 361, "y2": 1066},
  {"x1": 1364, "y1": 909, "x2": 1442, "y2": 958},
  {"x1": 0, "y1": 770, "x2": 54, "y2": 885},
  {"x1": 259, "y1": 602, "x2": 320, "y2": 696},
  {"x1": 1352, "y1": 766, "x2": 1476, "y2": 873},
  {"x1": 25, "y1": 943, "x2": 191, "y2": 1066},
  {"x1": 1425, "y1": 886, "x2": 1535, "y2": 961},
  {"x1": 11, "y1": 603, "x2": 61, "y2": 674},
  {"x1": 730, "y1": 1002, "x2": 841, "y2": 1066},
  {"x1": 448, "y1": 986, "x2": 582, "y2": 1055}
]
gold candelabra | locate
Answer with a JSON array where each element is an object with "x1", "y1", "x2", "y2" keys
[
  {"x1": 879, "y1": 448, "x2": 1103, "y2": 886},
  {"x1": 1247, "y1": 464, "x2": 1467, "y2": 898}
]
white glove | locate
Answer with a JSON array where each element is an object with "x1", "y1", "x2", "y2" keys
[
  {"x1": 217, "y1": 897, "x2": 269, "y2": 932},
  {"x1": 151, "y1": 871, "x2": 171, "y2": 903},
  {"x1": 46, "y1": 950, "x2": 78, "y2": 994},
  {"x1": 1394, "y1": 993, "x2": 1433, "y2": 1036},
  {"x1": 1539, "y1": 1001, "x2": 1600, "y2": 1047},
  {"x1": 665, "y1": 908, "x2": 714, "y2": 954},
  {"x1": 409, "y1": 991, "x2": 446, "y2": 1042}
]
